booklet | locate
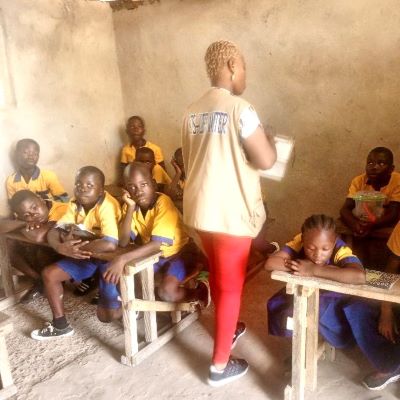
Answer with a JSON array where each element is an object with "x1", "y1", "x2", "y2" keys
[{"x1": 366, "y1": 269, "x2": 400, "y2": 290}]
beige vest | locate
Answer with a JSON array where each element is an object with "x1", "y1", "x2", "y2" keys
[{"x1": 181, "y1": 87, "x2": 266, "y2": 237}]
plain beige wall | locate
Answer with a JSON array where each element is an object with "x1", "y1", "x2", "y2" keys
[
  {"x1": 113, "y1": 0, "x2": 400, "y2": 243},
  {"x1": 0, "y1": 0, "x2": 125, "y2": 215}
]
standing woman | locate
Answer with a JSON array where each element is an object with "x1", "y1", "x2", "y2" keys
[{"x1": 182, "y1": 40, "x2": 277, "y2": 386}]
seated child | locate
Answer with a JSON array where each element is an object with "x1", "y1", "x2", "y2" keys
[
  {"x1": 120, "y1": 115, "x2": 165, "y2": 172},
  {"x1": 30, "y1": 166, "x2": 121, "y2": 340},
  {"x1": 6, "y1": 138, "x2": 68, "y2": 202},
  {"x1": 1, "y1": 190, "x2": 68, "y2": 302},
  {"x1": 340, "y1": 147, "x2": 400, "y2": 236},
  {"x1": 166, "y1": 147, "x2": 185, "y2": 212},
  {"x1": 103, "y1": 162, "x2": 208, "y2": 304},
  {"x1": 347, "y1": 222, "x2": 400, "y2": 391},
  {"x1": 266, "y1": 214, "x2": 365, "y2": 347},
  {"x1": 135, "y1": 147, "x2": 171, "y2": 193}
]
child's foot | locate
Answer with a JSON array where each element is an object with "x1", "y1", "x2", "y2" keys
[
  {"x1": 20, "y1": 281, "x2": 43, "y2": 304},
  {"x1": 196, "y1": 271, "x2": 211, "y2": 308},
  {"x1": 231, "y1": 321, "x2": 246, "y2": 349},
  {"x1": 362, "y1": 369, "x2": 400, "y2": 390},
  {"x1": 207, "y1": 358, "x2": 249, "y2": 387},
  {"x1": 31, "y1": 322, "x2": 74, "y2": 341}
]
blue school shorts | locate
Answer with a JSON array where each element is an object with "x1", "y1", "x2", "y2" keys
[
  {"x1": 57, "y1": 258, "x2": 121, "y2": 309},
  {"x1": 153, "y1": 255, "x2": 188, "y2": 282}
]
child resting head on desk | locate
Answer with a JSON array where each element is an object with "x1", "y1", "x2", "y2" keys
[
  {"x1": 265, "y1": 214, "x2": 366, "y2": 350},
  {"x1": 30, "y1": 166, "x2": 122, "y2": 341},
  {"x1": 1, "y1": 190, "x2": 68, "y2": 303},
  {"x1": 103, "y1": 162, "x2": 209, "y2": 305}
]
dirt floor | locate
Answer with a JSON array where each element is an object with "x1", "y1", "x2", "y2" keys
[{"x1": 3, "y1": 272, "x2": 400, "y2": 400}]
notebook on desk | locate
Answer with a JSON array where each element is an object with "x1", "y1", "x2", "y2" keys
[{"x1": 366, "y1": 269, "x2": 400, "y2": 290}]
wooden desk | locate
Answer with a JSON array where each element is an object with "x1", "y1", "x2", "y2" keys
[{"x1": 270, "y1": 270, "x2": 400, "y2": 400}]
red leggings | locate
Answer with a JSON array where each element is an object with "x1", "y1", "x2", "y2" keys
[{"x1": 198, "y1": 231, "x2": 252, "y2": 365}]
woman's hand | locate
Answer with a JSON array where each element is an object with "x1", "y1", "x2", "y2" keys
[{"x1": 287, "y1": 259, "x2": 316, "y2": 277}]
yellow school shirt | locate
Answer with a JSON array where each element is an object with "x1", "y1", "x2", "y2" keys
[
  {"x1": 6, "y1": 167, "x2": 68, "y2": 201},
  {"x1": 347, "y1": 172, "x2": 400, "y2": 204},
  {"x1": 48, "y1": 201, "x2": 69, "y2": 222},
  {"x1": 57, "y1": 191, "x2": 121, "y2": 243},
  {"x1": 387, "y1": 222, "x2": 400, "y2": 257},
  {"x1": 153, "y1": 164, "x2": 172, "y2": 185},
  {"x1": 284, "y1": 234, "x2": 362, "y2": 267},
  {"x1": 120, "y1": 141, "x2": 164, "y2": 165},
  {"x1": 126, "y1": 193, "x2": 189, "y2": 258}
]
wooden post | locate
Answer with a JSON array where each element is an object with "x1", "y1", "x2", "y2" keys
[
  {"x1": 0, "y1": 237, "x2": 14, "y2": 298},
  {"x1": 120, "y1": 271, "x2": 138, "y2": 366},
  {"x1": 140, "y1": 264, "x2": 157, "y2": 342},
  {"x1": 290, "y1": 285, "x2": 308, "y2": 400},
  {"x1": 305, "y1": 287, "x2": 319, "y2": 391}
]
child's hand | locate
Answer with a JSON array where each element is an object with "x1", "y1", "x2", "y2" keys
[
  {"x1": 351, "y1": 219, "x2": 372, "y2": 237},
  {"x1": 287, "y1": 259, "x2": 316, "y2": 277},
  {"x1": 103, "y1": 256, "x2": 125, "y2": 284},
  {"x1": 171, "y1": 159, "x2": 182, "y2": 176},
  {"x1": 122, "y1": 190, "x2": 136, "y2": 208},
  {"x1": 55, "y1": 239, "x2": 92, "y2": 259}
]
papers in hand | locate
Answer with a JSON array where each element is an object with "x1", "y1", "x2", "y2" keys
[{"x1": 259, "y1": 135, "x2": 294, "y2": 181}]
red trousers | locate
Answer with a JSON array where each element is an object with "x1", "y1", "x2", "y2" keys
[{"x1": 198, "y1": 231, "x2": 252, "y2": 364}]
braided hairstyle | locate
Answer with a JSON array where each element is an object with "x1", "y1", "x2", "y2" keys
[
  {"x1": 204, "y1": 40, "x2": 242, "y2": 81},
  {"x1": 301, "y1": 214, "x2": 336, "y2": 235}
]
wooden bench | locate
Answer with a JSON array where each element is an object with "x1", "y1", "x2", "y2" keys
[
  {"x1": 2, "y1": 232, "x2": 201, "y2": 366},
  {"x1": 0, "y1": 311, "x2": 17, "y2": 399},
  {"x1": 271, "y1": 270, "x2": 400, "y2": 400}
]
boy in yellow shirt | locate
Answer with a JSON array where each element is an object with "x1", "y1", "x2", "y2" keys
[
  {"x1": 6, "y1": 138, "x2": 68, "y2": 202},
  {"x1": 135, "y1": 147, "x2": 171, "y2": 193},
  {"x1": 120, "y1": 116, "x2": 165, "y2": 171},
  {"x1": 340, "y1": 147, "x2": 400, "y2": 236},
  {"x1": 30, "y1": 166, "x2": 121, "y2": 340},
  {"x1": 103, "y1": 162, "x2": 206, "y2": 303}
]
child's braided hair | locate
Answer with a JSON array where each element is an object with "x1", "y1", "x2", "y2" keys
[{"x1": 301, "y1": 214, "x2": 336, "y2": 235}]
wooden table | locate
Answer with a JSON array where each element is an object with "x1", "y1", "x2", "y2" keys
[{"x1": 270, "y1": 270, "x2": 400, "y2": 400}]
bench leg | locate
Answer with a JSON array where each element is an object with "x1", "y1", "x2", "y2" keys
[
  {"x1": 120, "y1": 273, "x2": 139, "y2": 366},
  {"x1": 305, "y1": 288, "x2": 319, "y2": 391},
  {"x1": 140, "y1": 266, "x2": 157, "y2": 342},
  {"x1": 0, "y1": 237, "x2": 15, "y2": 298},
  {"x1": 0, "y1": 334, "x2": 17, "y2": 398}
]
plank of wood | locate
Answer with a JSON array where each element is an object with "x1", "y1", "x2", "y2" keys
[
  {"x1": 120, "y1": 273, "x2": 138, "y2": 366},
  {"x1": 140, "y1": 264, "x2": 157, "y2": 342},
  {"x1": 305, "y1": 288, "x2": 319, "y2": 391},
  {"x1": 131, "y1": 311, "x2": 199, "y2": 366},
  {"x1": 0, "y1": 384, "x2": 17, "y2": 399},
  {"x1": 291, "y1": 285, "x2": 308, "y2": 400},
  {"x1": 0, "y1": 335, "x2": 14, "y2": 390},
  {"x1": 128, "y1": 299, "x2": 197, "y2": 313},
  {"x1": 0, "y1": 237, "x2": 14, "y2": 298},
  {"x1": 271, "y1": 270, "x2": 400, "y2": 304}
]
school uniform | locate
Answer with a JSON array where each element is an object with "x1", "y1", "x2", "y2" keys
[
  {"x1": 6, "y1": 167, "x2": 68, "y2": 202},
  {"x1": 120, "y1": 141, "x2": 164, "y2": 165},
  {"x1": 347, "y1": 171, "x2": 400, "y2": 204},
  {"x1": 127, "y1": 193, "x2": 191, "y2": 281},
  {"x1": 267, "y1": 235, "x2": 362, "y2": 348},
  {"x1": 152, "y1": 164, "x2": 171, "y2": 185},
  {"x1": 47, "y1": 200, "x2": 69, "y2": 222},
  {"x1": 55, "y1": 191, "x2": 122, "y2": 309}
]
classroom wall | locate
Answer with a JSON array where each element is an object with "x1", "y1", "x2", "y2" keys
[
  {"x1": 113, "y1": 0, "x2": 400, "y2": 242},
  {"x1": 0, "y1": 0, "x2": 125, "y2": 216}
]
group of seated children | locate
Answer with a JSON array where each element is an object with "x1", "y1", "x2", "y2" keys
[
  {"x1": 3, "y1": 120, "x2": 400, "y2": 391},
  {"x1": 265, "y1": 146, "x2": 400, "y2": 391}
]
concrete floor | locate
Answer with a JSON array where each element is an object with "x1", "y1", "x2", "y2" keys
[{"x1": 3, "y1": 272, "x2": 400, "y2": 400}]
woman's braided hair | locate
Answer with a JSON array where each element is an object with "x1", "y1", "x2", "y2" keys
[
  {"x1": 204, "y1": 40, "x2": 241, "y2": 81},
  {"x1": 301, "y1": 214, "x2": 336, "y2": 235}
]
